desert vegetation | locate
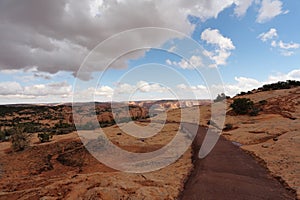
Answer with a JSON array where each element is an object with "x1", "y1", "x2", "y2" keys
[
  {"x1": 10, "y1": 126, "x2": 31, "y2": 151},
  {"x1": 214, "y1": 93, "x2": 230, "y2": 102},
  {"x1": 236, "y1": 80, "x2": 300, "y2": 96},
  {"x1": 38, "y1": 133, "x2": 53, "y2": 143},
  {"x1": 230, "y1": 98, "x2": 255, "y2": 115},
  {"x1": 258, "y1": 80, "x2": 300, "y2": 91}
]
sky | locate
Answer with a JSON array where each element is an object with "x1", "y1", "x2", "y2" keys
[{"x1": 0, "y1": 0, "x2": 299, "y2": 104}]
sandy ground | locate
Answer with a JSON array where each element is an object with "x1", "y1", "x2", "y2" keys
[{"x1": 0, "y1": 122, "x2": 193, "y2": 200}]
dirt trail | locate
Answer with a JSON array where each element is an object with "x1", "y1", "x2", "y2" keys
[{"x1": 179, "y1": 123, "x2": 296, "y2": 200}]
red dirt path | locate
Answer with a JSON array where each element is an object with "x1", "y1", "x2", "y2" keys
[{"x1": 179, "y1": 123, "x2": 296, "y2": 200}]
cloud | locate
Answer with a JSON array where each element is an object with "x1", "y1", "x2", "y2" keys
[
  {"x1": 2, "y1": 0, "x2": 277, "y2": 80},
  {"x1": 0, "y1": 82, "x2": 23, "y2": 96},
  {"x1": 176, "y1": 84, "x2": 210, "y2": 99},
  {"x1": 224, "y1": 70, "x2": 300, "y2": 96},
  {"x1": 272, "y1": 40, "x2": 300, "y2": 56},
  {"x1": 201, "y1": 28, "x2": 235, "y2": 50},
  {"x1": 136, "y1": 81, "x2": 168, "y2": 93},
  {"x1": 277, "y1": 41, "x2": 300, "y2": 50},
  {"x1": 111, "y1": 70, "x2": 300, "y2": 100},
  {"x1": 0, "y1": 81, "x2": 72, "y2": 99},
  {"x1": 1, "y1": 69, "x2": 300, "y2": 103},
  {"x1": 93, "y1": 81, "x2": 169, "y2": 100},
  {"x1": 279, "y1": 51, "x2": 294, "y2": 57},
  {"x1": 268, "y1": 69, "x2": 300, "y2": 82},
  {"x1": 210, "y1": 76, "x2": 262, "y2": 97},
  {"x1": 201, "y1": 28, "x2": 235, "y2": 66},
  {"x1": 256, "y1": 0, "x2": 287, "y2": 23},
  {"x1": 258, "y1": 28, "x2": 278, "y2": 42},
  {"x1": 94, "y1": 86, "x2": 114, "y2": 97},
  {"x1": 178, "y1": 69, "x2": 300, "y2": 98},
  {"x1": 234, "y1": 0, "x2": 254, "y2": 17},
  {"x1": 165, "y1": 55, "x2": 203, "y2": 69},
  {"x1": 176, "y1": 76, "x2": 264, "y2": 99},
  {"x1": 166, "y1": 59, "x2": 173, "y2": 66},
  {"x1": 189, "y1": 55, "x2": 204, "y2": 68},
  {"x1": 258, "y1": 28, "x2": 299, "y2": 56},
  {"x1": 23, "y1": 82, "x2": 72, "y2": 97},
  {"x1": 0, "y1": 0, "x2": 247, "y2": 80}
]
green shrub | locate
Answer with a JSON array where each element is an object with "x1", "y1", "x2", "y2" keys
[
  {"x1": 249, "y1": 107, "x2": 260, "y2": 116},
  {"x1": 214, "y1": 93, "x2": 230, "y2": 102},
  {"x1": 230, "y1": 98, "x2": 254, "y2": 115},
  {"x1": 10, "y1": 126, "x2": 31, "y2": 151},
  {"x1": 38, "y1": 133, "x2": 53, "y2": 143},
  {"x1": 0, "y1": 130, "x2": 6, "y2": 141},
  {"x1": 259, "y1": 100, "x2": 267, "y2": 105},
  {"x1": 223, "y1": 123, "x2": 233, "y2": 131},
  {"x1": 54, "y1": 120, "x2": 72, "y2": 129},
  {"x1": 258, "y1": 80, "x2": 300, "y2": 91}
]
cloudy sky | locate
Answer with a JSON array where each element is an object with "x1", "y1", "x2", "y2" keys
[{"x1": 0, "y1": 0, "x2": 299, "y2": 104}]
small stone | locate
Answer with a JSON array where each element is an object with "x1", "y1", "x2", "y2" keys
[{"x1": 262, "y1": 144, "x2": 269, "y2": 148}]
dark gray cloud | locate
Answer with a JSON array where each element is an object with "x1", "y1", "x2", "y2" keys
[{"x1": 0, "y1": 0, "x2": 248, "y2": 80}]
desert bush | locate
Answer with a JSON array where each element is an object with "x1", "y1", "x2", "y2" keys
[
  {"x1": 259, "y1": 100, "x2": 267, "y2": 105},
  {"x1": 99, "y1": 120, "x2": 116, "y2": 128},
  {"x1": 53, "y1": 120, "x2": 76, "y2": 134},
  {"x1": 249, "y1": 107, "x2": 260, "y2": 116},
  {"x1": 10, "y1": 126, "x2": 31, "y2": 151},
  {"x1": 286, "y1": 80, "x2": 300, "y2": 86},
  {"x1": 223, "y1": 123, "x2": 233, "y2": 131},
  {"x1": 258, "y1": 80, "x2": 300, "y2": 92},
  {"x1": 54, "y1": 127, "x2": 76, "y2": 135},
  {"x1": 214, "y1": 93, "x2": 230, "y2": 102},
  {"x1": 54, "y1": 120, "x2": 72, "y2": 129},
  {"x1": 38, "y1": 133, "x2": 53, "y2": 143},
  {"x1": 21, "y1": 122, "x2": 42, "y2": 133},
  {"x1": 230, "y1": 98, "x2": 254, "y2": 115},
  {"x1": 0, "y1": 130, "x2": 5, "y2": 141}
]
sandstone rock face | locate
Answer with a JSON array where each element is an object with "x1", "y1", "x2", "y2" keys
[
  {"x1": 227, "y1": 88, "x2": 300, "y2": 198},
  {"x1": 159, "y1": 86, "x2": 300, "y2": 198},
  {"x1": 0, "y1": 123, "x2": 193, "y2": 199}
]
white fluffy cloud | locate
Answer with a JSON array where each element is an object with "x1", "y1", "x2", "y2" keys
[
  {"x1": 258, "y1": 28, "x2": 299, "y2": 56},
  {"x1": 268, "y1": 69, "x2": 300, "y2": 82},
  {"x1": 201, "y1": 28, "x2": 235, "y2": 66},
  {"x1": 256, "y1": 0, "x2": 287, "y2": 23},
  {"x1": 0, "y1": 81, "x2": 72, "y2": 100},
  {"x1": 90, "y1": 81, "x2": 170, "y2": 101},
  {"x1": 0, "y1": 82, "x2": 23, "y2": 96},
  {"x1": 136, "y1": 81, "x2": 168, "y2": 93},
  {"x1": 0, "y1": 0, "x2": 244, "y2": 79},
  {"x1": 177, "y1": 84, "x2": 210, "y2": 99},
  {"x1": 201, "y1": 28, "x2": 235, "y2": 50},
  {"x1": 258, "y1": 28, "x2": 278, "y2": 42},
  {"x1": 94, "y1": 86, "x2": 114, "y2": 97},
  {"x1": 0, "y1": 0, "x2": 283, "y2": 80},
  {"x1": 224, "y1": 70, "x2": 300, "y2": 96},
  {"x1": 234, "y1": 0, "x2": 254, "y2": 17},
  {"x1": 1, "y1": 69, "x2": 300, "y2": 103},
  {"x1": 277, "y1": 41, "x2": 300, "y2": 50},
  {"x1": 166, "y1": 55, "x2": 203, "y2": 69},
  {"x1": 176, "y1": 69, "x2": 300, "y2": 98}
]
